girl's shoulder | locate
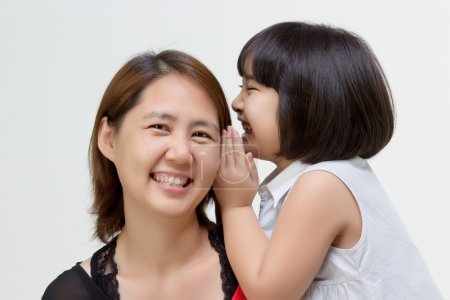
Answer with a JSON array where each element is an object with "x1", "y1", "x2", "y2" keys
[
  {"x1": 303, "y1": 157, "x2": 368, "y2": 175},
  {"x1": 291, "y1": 158, "x2": 367, "y2": 210},
  {"x1": 287, "y1": 162, "x2": 363, "y2": 248},
  {"x1": 297, "y1": 157, "x2": 373, "y2": 197},
  {"x1": 291, "y1": 166, "x2": 352, "y2": 200}
]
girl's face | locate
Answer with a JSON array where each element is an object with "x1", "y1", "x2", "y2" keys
[
  {"x1": 100, "y1": 73, "x2": 221, "y2": 221},
  {"x1": 232, "y1": 63, "x2": 280, "y2": 163}
]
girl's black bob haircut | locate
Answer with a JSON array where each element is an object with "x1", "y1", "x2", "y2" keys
[{"x1": 238, "y1": 22, "x2": 395, "y2": 164}]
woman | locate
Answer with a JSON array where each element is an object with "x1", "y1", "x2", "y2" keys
[{"x1": 42, "y1": 50, "x2": 245, "y2": 300}]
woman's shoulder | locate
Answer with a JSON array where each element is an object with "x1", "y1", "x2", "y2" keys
[
  {"x1": 42, "y1": 245, "x2": 114, "y2": 300},
  {"x1": 42, "y1": 263, "x2": 107, "y2": 300}
]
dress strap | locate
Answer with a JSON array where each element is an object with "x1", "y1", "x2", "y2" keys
[
  {"x1": 208, "y1": 225, "x2": 239, "y2": 300},
  {"x1": 91, "y1": 236, "x2": 120, "y2": 300}
]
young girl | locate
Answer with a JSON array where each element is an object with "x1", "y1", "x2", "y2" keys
[
  {"x1": 214, "y1": 22, "x2": 441, "y2": 299},
  {"x1": 43, "y1": 50, "x2": 245, "y2": 300}
]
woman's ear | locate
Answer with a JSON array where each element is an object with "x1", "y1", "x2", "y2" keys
[{"x1": 98, "y1": 117, "x2": 116, "y2": 162}]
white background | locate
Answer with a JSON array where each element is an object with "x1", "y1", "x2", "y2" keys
[{"x1": 0, "y1": 0, "x2": 449, "y2": 298}]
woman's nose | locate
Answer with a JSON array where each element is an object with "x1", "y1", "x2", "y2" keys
[{"x1": 165, "y1": 135, "x2": 192, "y2": 165}]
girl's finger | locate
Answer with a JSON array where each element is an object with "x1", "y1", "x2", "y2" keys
[
  {"x1": 245, "y1": 152, "x2": 259, "y2": 184},
  {"x1": 219, "y1": 129, "x2": 228, "y2": 170},
  {"x1": 224, "y1": 126, "x2": 236, "y2": 167},
  {"x1": 231, "y1": 127, "x2": 246, "y2": 166}
]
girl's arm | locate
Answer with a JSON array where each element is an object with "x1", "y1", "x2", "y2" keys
[{"x1": 214, "y1": 127, "x2": 358, "y2": 300}]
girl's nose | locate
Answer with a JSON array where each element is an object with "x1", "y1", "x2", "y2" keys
[{"x1": 231, "y1": 92, "x2": 243, "y2": 113}]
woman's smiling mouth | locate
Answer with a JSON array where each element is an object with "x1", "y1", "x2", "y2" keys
[{"x1": 151, "y1": 172, "x2": 192, "y2": 188}]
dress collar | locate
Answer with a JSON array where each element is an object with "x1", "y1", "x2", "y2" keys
[{"x1": 259, "y1": 160, "x2": 309, "y2": 207}]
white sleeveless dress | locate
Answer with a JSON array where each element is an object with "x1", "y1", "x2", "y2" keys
[{"x1": 258, "y1": 157, "x2": 442, "y2": 299}]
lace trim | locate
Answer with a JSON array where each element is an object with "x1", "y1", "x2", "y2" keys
[
  {"x1": 208, "y1": 225, "x2": 239, "y2": 300},
  {"x1": 91, "y1": 236, "x2": 120, "y2": 300},
  {"x1": 91, "y1": 226, "x2": 237, "y2": 300}
]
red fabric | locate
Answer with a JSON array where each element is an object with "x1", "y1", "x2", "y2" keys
[{"x1": 232, "y1": 285, "x2": 246, "y2": 300}]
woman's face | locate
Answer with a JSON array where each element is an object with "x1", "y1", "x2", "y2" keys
[{"x1": 102, "y1": 73, "x2": 221, "y2": 221}]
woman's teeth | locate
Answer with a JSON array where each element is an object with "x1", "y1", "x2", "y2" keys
[{"x1": 152, "y1": 174, "x2": 189, "y2": 187}]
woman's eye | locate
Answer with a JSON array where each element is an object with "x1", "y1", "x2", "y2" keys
[
  {"x1": 192, "y1": 132, "x2": 212, "y2": 139},
  {"x1": 149, "y1": 124, "x2": 169, "y2": 131}
]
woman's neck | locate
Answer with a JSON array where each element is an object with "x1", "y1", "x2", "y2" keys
[{"x1": 115, "y1": 203, "x2": 210, "y2": 276}]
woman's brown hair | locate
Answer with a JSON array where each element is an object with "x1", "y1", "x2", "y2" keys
[{"x1": 89, "y1": 50, "x2": 231, "y2": 243}]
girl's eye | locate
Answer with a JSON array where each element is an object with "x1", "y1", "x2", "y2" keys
[
  {"x1": 239, "y1": 82, "x2": 258, "y2": 92},
  {"x1": 238, "y1": 84, "x2": 257, "y2": 91}
]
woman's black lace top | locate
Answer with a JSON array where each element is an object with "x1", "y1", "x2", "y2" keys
[{"x1": 42, "y1": 226, "x2": 238, "y2": 300}]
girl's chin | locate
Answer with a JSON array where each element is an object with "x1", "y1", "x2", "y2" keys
[
  {"x1": 241, "y1": 132, "x2": 251, "y2": 145},
  {"x1": 242, "y1": 142, "x2": 259, "y2": 158}
]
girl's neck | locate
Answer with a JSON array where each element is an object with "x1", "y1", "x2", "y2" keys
[
  {"x1": 262, "y1": 157, "x2": 295, "y2": 185},
  {"x1": 274, "y1": 157, "x2": 295, "y2": 171}
]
